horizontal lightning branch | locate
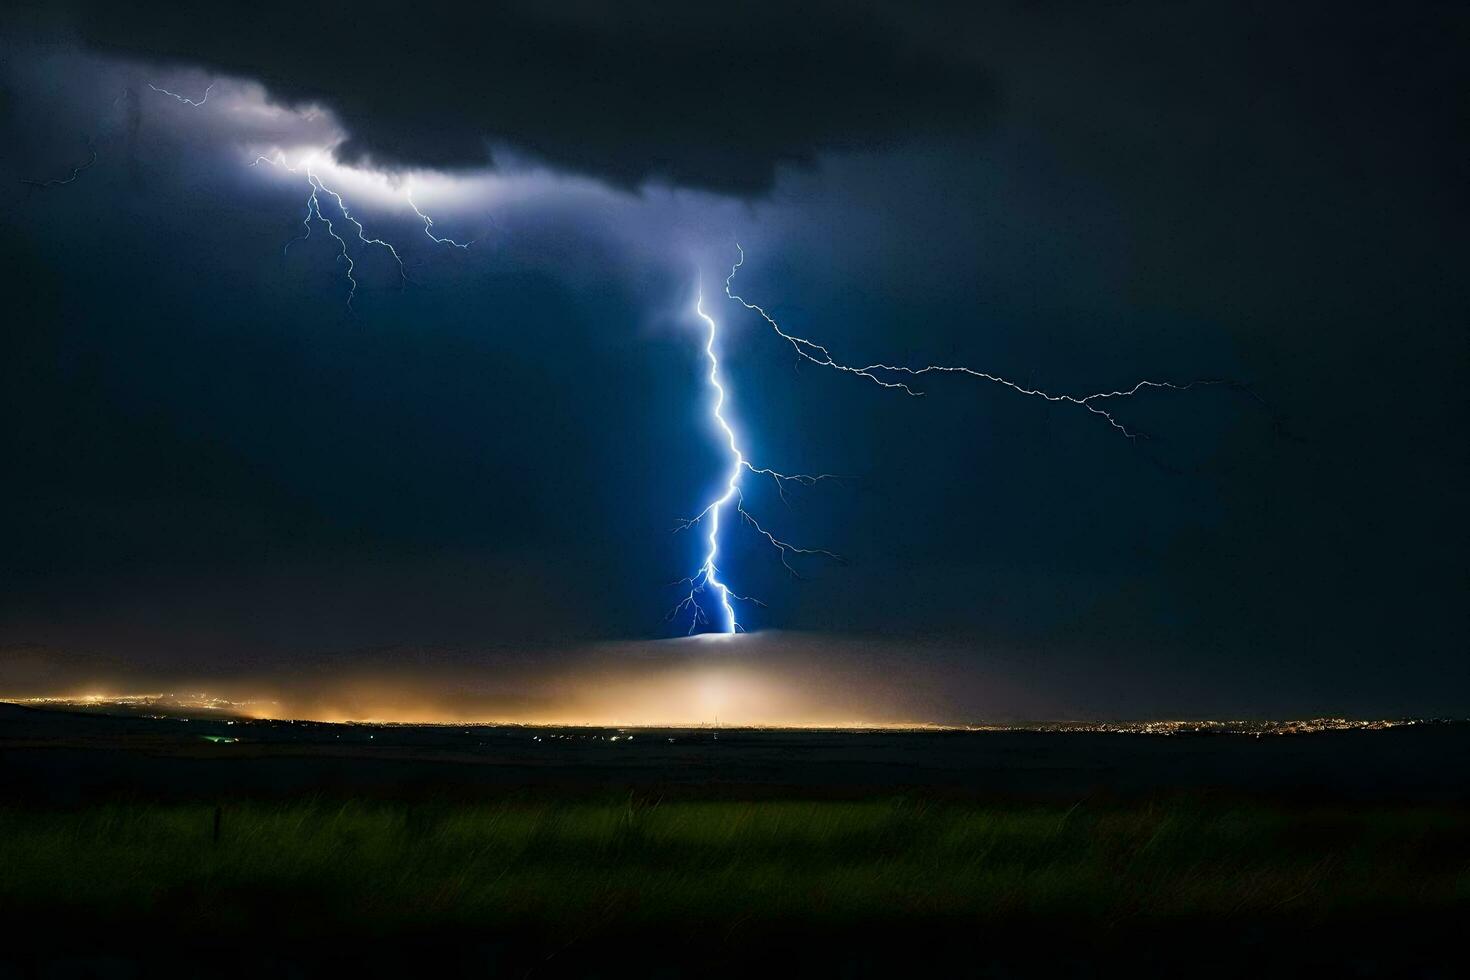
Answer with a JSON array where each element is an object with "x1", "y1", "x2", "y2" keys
[
  {"x1": 725, "y1": 244, "x2": 1214, "y2": 440},
  {"x1": 147, "y1": 82, "x2": 215, "y2": 107}
]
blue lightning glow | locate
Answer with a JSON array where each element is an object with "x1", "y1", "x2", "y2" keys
[
  {"x1": 669, "y1": 288, "x2": 839, "y2": 634},
  {"x1": 672, "y1": 289, "x2": 742, "y2": 633}
]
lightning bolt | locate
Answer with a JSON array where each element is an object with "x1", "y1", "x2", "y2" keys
[
  {"x1": 20, "y1": 143, "x2": 98, "y2": 190},
  {"x1": 668, "y1": 289, "x2": 840, "y2": 634},
  {"x1": 671, "y1": 244, "x2": 1233, "y2": 634},
  {"x1": 251, "y1": 152, "x2": 408, "y2": 310},
  {"x1": 147, "y1": 81, "x2": 215, "y2": 107},
  {"x1": 407, "y1": 191, "x2": 472, "y2": 249},
  {"x1": 725, "y1": 244, "x2": 1214, "y2": 440}
]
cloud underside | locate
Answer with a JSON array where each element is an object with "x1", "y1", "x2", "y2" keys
[{"x1": 36, "y1": 0, "x2": 995, "y2": 195}]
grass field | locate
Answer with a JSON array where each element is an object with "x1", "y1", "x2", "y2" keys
[
  {"x1": 4, "y1": 712, "x2": 1465, "y2": 973},
  {"x1": 4, "y1": 798, "x2": 1466, "y2": 944}
]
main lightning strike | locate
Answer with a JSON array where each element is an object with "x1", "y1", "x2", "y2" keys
[
  {"x1": 724, "y1": 245, "x2": 1210, "y2": 439},
  {"x1": 669, "y1": 290, "x2": 840, "y2": 634}
]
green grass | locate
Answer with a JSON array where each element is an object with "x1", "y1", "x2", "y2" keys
[{"x1": 3, "y1": 798, "x2": 1466, "y2": 942}]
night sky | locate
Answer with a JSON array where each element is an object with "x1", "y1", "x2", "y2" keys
[{"x1": 2, "y1": 2, "x2": 1466, "y2": 720}]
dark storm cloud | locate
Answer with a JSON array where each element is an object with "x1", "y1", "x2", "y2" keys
[{"x1": 11, "y1": 0, "x2": 995, "y2": 194}]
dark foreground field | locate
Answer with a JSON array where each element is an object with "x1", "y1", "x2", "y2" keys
[{"x1": 1, "y1": 705, "x2": 1466, "y2": 977}]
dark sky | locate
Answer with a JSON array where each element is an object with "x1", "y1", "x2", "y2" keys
[{"x1": 1, "y1": 2, "x2": 1466, "y2": 719}]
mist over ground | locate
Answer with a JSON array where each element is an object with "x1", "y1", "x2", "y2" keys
[{"x1": 0, "y1": 631, "x2": 1436, "y2": 725}]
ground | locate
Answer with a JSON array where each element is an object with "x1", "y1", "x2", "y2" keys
[{"x1": 1, "y1": 704, "x2": 1466, "y2": 977}]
